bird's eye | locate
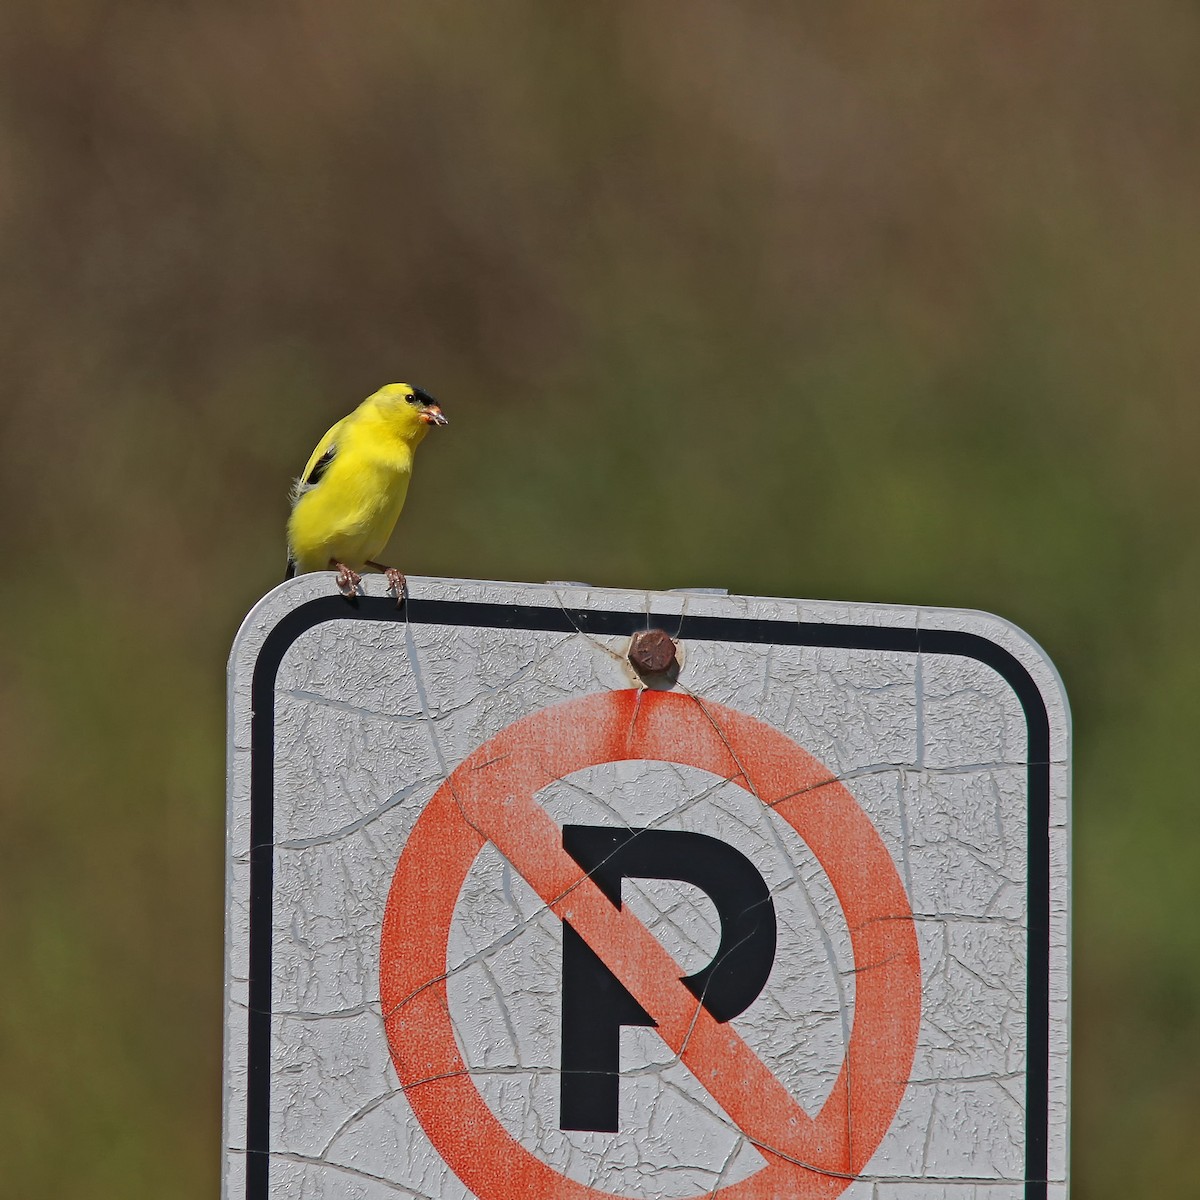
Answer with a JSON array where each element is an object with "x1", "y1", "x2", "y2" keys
[{"x1": 406, "y1": 385, "x2": 438, "y2": 408}]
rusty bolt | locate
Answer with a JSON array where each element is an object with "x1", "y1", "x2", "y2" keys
[{"x1": 629, "y1": 628, "x2": 677, "y2": 674}]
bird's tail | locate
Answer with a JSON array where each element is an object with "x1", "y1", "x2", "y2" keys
[{"x1": 284, "y1": 556, "x2": 297, "y2": 580}]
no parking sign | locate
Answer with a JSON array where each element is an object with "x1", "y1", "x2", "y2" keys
[{"x1": 225, "y1": 577, "x2": 1070, "y2": 1200}]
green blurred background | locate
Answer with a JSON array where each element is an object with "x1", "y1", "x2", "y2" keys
[{"x1": 2, "y1": 2, "x2": 1196, "y2": 1195}]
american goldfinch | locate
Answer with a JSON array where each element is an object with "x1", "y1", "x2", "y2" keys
[{"x1": 285, "y1": 383, "x2": 448, "y2": 599}]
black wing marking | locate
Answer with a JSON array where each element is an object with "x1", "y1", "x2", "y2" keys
[
  {"x1": 304, "y1": 444, "x2": 336, "y2": 487},
  {"x1": 284, "y1": 556, "x2": 297, "y2": 580},
  {"x1": 289, "y1": 442, "x2": 337, "y2": 507}
]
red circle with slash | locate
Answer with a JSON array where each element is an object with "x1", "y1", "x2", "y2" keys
[{"x1": 380, "y1": 688, "x2": 921, "y2": 1200}]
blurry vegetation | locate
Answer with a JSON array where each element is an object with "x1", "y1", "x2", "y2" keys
[{"x1": 1, "y1": 2, "x2": 1198, "y2": 1196}]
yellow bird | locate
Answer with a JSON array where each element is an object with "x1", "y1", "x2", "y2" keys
[{"x1": 285, "y1": 383, "x2": 448, "y2": 599}]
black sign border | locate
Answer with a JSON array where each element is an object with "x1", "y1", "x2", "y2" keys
[{"x1": 239, "y1": 593, "x2": 1057, "y2": 1200}]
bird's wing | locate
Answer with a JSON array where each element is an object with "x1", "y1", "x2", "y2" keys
[
  {"x1": 290, "y1": 417, "x2": 345, "y2": 505},
  {"x1": 285, "y1": 418, "x2": 348, "y2": 578}
]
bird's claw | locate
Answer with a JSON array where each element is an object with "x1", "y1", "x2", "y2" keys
[
  {"x1": 333, "y1": 562, "x2": 362, "y2": 597},
  {"x1": 385, "y1": 568, "x2": 408, "y2": 606}
]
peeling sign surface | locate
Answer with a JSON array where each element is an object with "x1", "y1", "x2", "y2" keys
[{"x1": 225, "y1": 577, "x2": 1070, "y2": 1200}]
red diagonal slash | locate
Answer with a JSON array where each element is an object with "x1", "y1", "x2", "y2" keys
[{"x1": 381, "y1": 689, "x2": 921, "y2": 1200}]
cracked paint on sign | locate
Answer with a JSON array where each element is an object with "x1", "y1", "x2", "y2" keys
[{"x1": 224, "y1": 577, "x2": 1070, "y2": 1200}]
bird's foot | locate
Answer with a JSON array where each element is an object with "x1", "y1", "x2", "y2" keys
[
  {"x1": 366, "y1": 560, "x2": 407, "y2": 606},
  {"x1": 331, "y1": 561, "x2": 362, "y2": 597},
  {"x1": 384, "y1": 568, "x2": 408, "y2": 606}
]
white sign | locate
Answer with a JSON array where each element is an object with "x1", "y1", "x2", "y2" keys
[{"x1": 225, "y1": 576, "x2": 1070, "y2": 1200}]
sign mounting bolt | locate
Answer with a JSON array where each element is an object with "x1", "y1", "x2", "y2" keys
[{"x1": 628, "y1": 629, "x2": 677, "y2": 675}]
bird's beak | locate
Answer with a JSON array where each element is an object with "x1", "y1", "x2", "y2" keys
[{"x1": 420, "y1": 405, "x2": 448, "y2": 426}]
